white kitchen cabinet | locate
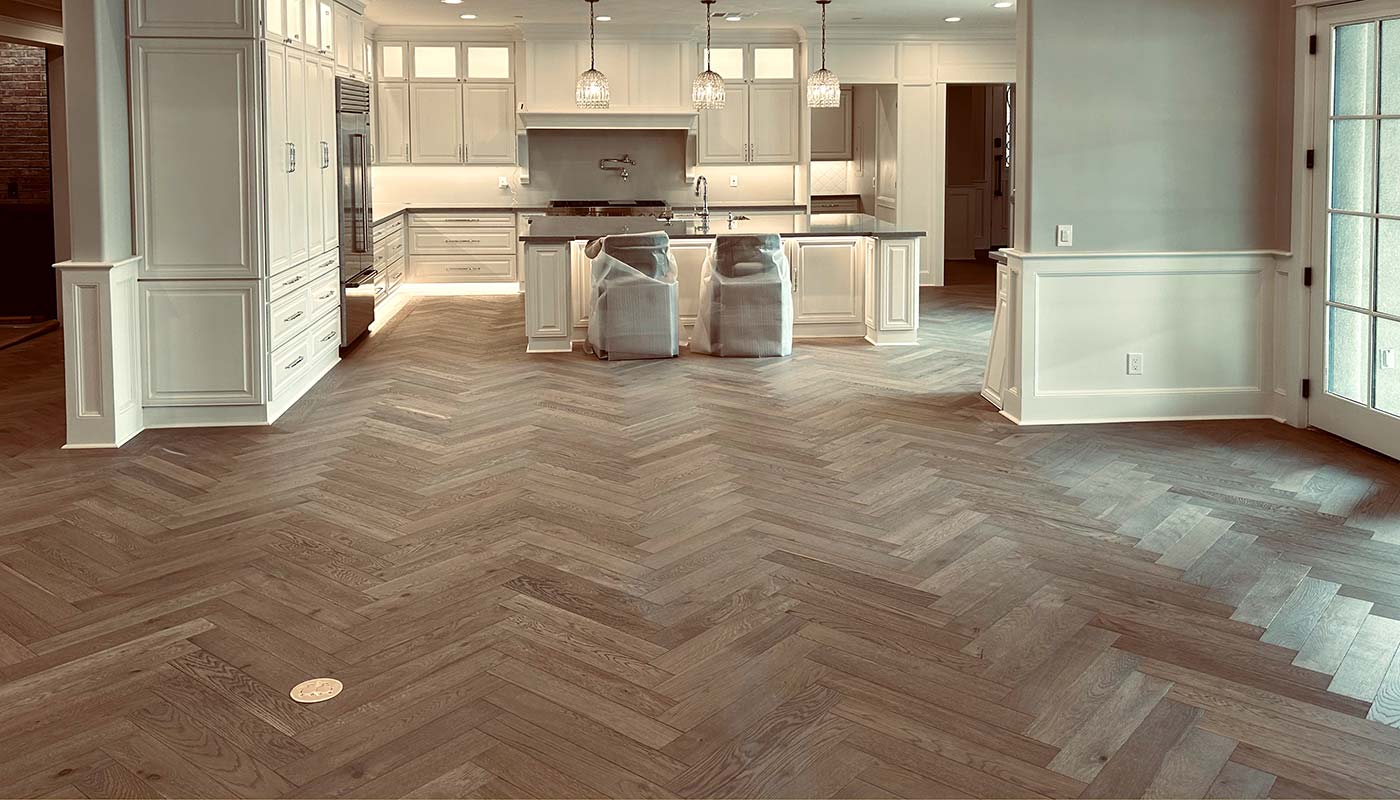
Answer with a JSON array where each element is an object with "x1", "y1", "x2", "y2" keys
[
  {"x1": 377, "y1": 41, "x2": 407, "y2": 81},
  {"x1": 790, "y1": 238, "x2": 864, "y2": 325},
  {"x1": 670, "y1": 242, "x2": 712, "y2": 331},
  {"x1": 286, "y1": 47, "x2": 311, "y2": 267},
  {"x1": 349, "y1": 15, "x2": 366, "y2": 76},
  {"x1": 811, "y1": 87, "x2": 853, "y2": 161},
  {"x1": 265, "y1": 44, "x2": 291, "y2": 276},
  {"x1": 409, "y1": 83, "x2": 464, "y2": 163},
  {"x1": 310, "y1": 57, "x2": 338, "y2": 256},
  {"x1": 411, "y1": 43, "x2": 461, "y2": 81},
  {"x1": 698, "y1": 84, "x2": 749, "y2": 163},
  {"x1": 749, "y1": 83, "x2": 801, "y2": 164},
  {"x1": 285, "y1": 0, "x2": 308, "y2": 49},
  {"x1": 314, "y1": 1, "x2": 334, "y2": 57},
  {"x1": 465, "y1": 45, "x2": 513, "y2": 81},
  {"x1": 305, "y1": 55, "x2": 326, "y2": 260},
  {"x1": 464, "y1": 84, "x2": 517, "y2": 164},
  {"x1": 332, "y1": 4, "x2": 351, "y2": 72},
  {"x1": 129, "y1": 0, "x2": 257, "y2": 37},
  {"x1": 140, "y1": 281, "x2": 263, "y2": 406},
  {"x1": 523, "y1": 40, "x2": 687, "y2": 111},
  {"x1": 130, "y1": 38, "x2": 259, "y2": 279},
  {"x1": 376, "y1": 83, "x2": 411, "y2": 164}
]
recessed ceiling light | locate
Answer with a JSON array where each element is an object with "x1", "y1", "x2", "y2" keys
[
  {"x1": 725, "y1": 14, "x2": 742, "y2": 21},
  {"x1": 944, "y1": 16, "x2": 962, "y2": 22},
  {"x1": 441, "y1": 0, "x2": 462, "y2": 4},
  {"x1": 595, "y1": 15, "x2": 611, "y2": 21},
  {"x1": 460, "y1": 13, "x2": 476, "y2": 19},
  {"x1": 992, "y1": 1, "x2": 1014, "y2": 7}
]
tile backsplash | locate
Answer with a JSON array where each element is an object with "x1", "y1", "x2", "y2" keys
[{"x1": 810, "y1": 160, "x2": 854, "y2": 195}]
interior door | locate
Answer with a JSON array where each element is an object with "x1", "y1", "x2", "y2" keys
[{"x1": 1311, "y1": 1, "x2": 1400, "y2": 460}]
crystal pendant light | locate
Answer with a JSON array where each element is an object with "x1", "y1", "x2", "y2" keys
[
  {"x1": 692, "y1": 0, "x2": 726, "y2": 110},
  {"x1": 807, "y1": 0, "x2": 840, "y2": 108},
  {"x1": 576, "y1": 0, "x2": 610, "y2": 109}
]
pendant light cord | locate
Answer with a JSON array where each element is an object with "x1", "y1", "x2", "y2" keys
[
  {"x1": 703, "y1": 0, "x2": 713, "y2": 71},
  {"x1": 589, "y1": 1, "x2": 597, "y2": 70},
  {"x1": 820, "y1": 1, "x2": 827, "y2": 69}
]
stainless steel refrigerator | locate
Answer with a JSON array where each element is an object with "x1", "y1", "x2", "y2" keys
[{"x1": 335, "y1": 77, "x2": 377, "y2": 348}]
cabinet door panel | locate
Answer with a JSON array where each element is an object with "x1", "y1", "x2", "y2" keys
[
  {"x1": 349, "y1": 15, "x2": 366, "y2": 75},
  {"x1": 285, "y1": 0, "x2": 306, "y2": 47},
  {"x1": 699, "y1": 83, "x2": 748, "y2": 164},
  {"x1": 527, "y1": 41, "x2": 578, "y2": 109},
  {"x1": 749, "y1": 83, "x2": 800, "y2": 164},
  {"x1": 140, "y1": 281, "x2": 262, "y2": 406},
  {"x1": 129, "y1": 0, "x2": 257, "y2": 37},
  {"x1": 376, "y1": 83, "x2": 411, "y2": 164},
  {"x1": 264, "y1": 0, "x2": 284, "y2": 40},
  {"x1": 792, "y1": 239, "x2": 863, "y2": 324},
  {"x1": 464, "y1": 84, "x2": 516, "y2": 164},
  {"x1": 409, "y1": 83, "x2": 464, "y2": 164},
  {"x1": 630, "y1": 43, "x2": 684, "y2": 108},
  {"x1": 305, "y1": 56, "x2": 325, "y2": 259},
  {"x1": 266, "y1": 44, "x2": 290, "y2": 275},
  {"x1": 811, "y1": 87, "x2": 853, "y2": 160},
  {"x1": 131, "y1": 38, "x2": 258, "y2": 278},
  {"x1": 317, "y1": 59, "x2": 339, "y2": 254},
  {"x1": 333, "y1": 5, "x2": 351, "y2": 72},
  {"x1": 286, "y1": 48, "x2": 311, "y2": 266}
]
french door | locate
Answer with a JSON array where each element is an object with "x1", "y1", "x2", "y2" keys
[{"x1": 1311, "y1": 1, "x2": 1400, "y2": 459}]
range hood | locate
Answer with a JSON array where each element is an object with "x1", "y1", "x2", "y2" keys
[{"x1": 517, "y1": 110, "x2": 698, "y2": 131}]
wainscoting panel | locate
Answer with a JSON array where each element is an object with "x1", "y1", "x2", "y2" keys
[{"x1": 991, "y1": 250, "x2": 1285, "y2": 425}]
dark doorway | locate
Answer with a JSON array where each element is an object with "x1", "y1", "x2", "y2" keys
[{"x1": 0, "y1": 41, "x2": 57, "y2": 322}]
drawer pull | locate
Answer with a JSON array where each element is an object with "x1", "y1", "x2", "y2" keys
[
  {"x1": 318, "y1": 291, "x2": 335, "y2": 301},
  {"x1": 447, "y1": 266, "x2": 482, "y2": 271},
  {"x1": 282, "y1": 275, "x2": 303, "y2": 287},
  {"x1": 445, "y1": 239, "x2": 483, "y2": 244},
  {"x1": 321, "y1": 330, "x2": 338, "y2": 343},
  {"x1": 285, "y1": 356, "x2": 305, "y2": 370},
  {"x1": 284, "y1": 311, "x2": 304, "y2": 323}
]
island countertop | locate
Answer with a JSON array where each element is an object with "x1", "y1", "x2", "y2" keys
[{"x1": 519, "y1": 213, "x2": 925, "y2": 243}]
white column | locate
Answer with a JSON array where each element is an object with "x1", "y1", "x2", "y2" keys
[
  {"x1": 53, "y1": 0, "x2": 144, "y2": 448},
  {"x1": 524, "y1": 242, "x2": 574, "y2": 353}
]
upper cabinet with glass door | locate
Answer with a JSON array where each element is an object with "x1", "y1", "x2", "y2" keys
[
  {"x1": 382, "y1": 42, "x2": 513, "y2": 82},
  {"x1": 697, "y1": 42, "x2": 801, "y2": 165},
  {"x1": 700, "y1": 44, "x2": 798, "y2": 83}
]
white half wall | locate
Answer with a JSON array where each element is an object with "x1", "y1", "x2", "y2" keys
[{"x1": 994, "y1": 249, "x2": 1283, "y2": 425}]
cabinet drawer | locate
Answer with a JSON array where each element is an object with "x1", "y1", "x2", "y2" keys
[
  {"x1": 270, "y1": 337, "x2": 313, "y2": 401},
  {"x1": 812, "y1": 198, "x2": 859, "y2": 214},
  {"x1": 387, "y1": 257, "x2": 406, "y2": 291},
  {"x1": 375, "y1": 234, "x2": 405, "y2": 266},
  {"x1": 310, "y1": 308, "x2": 342, "y2": 360},
  {"x1": 409, "y1": 227, "x2": 514, "y2": 255},
  {"x1": 412, "y1": 212, "x2": 513, "y2": 227},
  {"x1": 268, "y1": 260, "x2": 312, "y2": 301},
  {"x1": 373, "y1": 215, "x2": 404, "y2": 241},
  {"x1": 269, "y1": 285, "x2": 312, "y2": 351},
  {"x1": 308, "y1": 271, "x2": 340, "y2": 322},
  {"x1": 410, "y1": 255, "x2": 516, "y2": 282}
]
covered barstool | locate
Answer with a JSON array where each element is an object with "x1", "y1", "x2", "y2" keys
[
  {"x1": 583, "y1": 231, "x2": 681, "y2": 360},
  {"x1": 690, "y1": 233, "x2": 793, "y2": 357}
]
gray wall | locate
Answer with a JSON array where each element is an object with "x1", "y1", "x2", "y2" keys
[{"x1": 1023, "y1": 0, "x2": 1293, "y2": 253}]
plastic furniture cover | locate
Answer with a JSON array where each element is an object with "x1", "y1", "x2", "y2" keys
[
  {"x1": 583, "y1": 231, "x2": 681, "y2": 360},
  {"x1": 690, "y1": 234, "x2": 793, "y2": 357}
]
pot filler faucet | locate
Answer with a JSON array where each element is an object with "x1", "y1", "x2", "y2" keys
[
  {"x1": 694, "y1": 175, "x2": 709, "y2": 229},
  {"x1": 599, "y1": 155, "x2": 636, "y2": 181}
]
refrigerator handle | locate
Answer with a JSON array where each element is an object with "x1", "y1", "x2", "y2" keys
[
  {"x1": 360, "y1": 134, "x2": 373, "y2": 249},
  {"x1": 349, "y1": 134, "x2": 365, "y2": 254}
]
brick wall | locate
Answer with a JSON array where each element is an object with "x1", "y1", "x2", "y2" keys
[{"x1": 0, "y1": 42, "x2": 51, "y2": 205}]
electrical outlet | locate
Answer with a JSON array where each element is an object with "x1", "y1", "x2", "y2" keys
[
  {"x1": 729, "y1": 175, "x2": 739, "y2": 188},
  {"x1": 1127, "y1": 353, "x2": 1144, "y2": 376},
  {"x1": 1056, "y1": 225, "x2": 1074, "y2": 247},
  {"x1": 497, "y1": 176, "x2": 510, "y2": 190}
]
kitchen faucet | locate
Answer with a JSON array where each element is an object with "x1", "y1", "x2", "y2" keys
[
  {"x1": 599, "y1": 155, "x2": 636, "y2": 181},
  {"x1": 695, "y1": 175, "x2": 709, "y2": 230}
]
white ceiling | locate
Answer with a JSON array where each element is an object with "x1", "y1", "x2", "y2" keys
[{"x1": 364, "y1": 0, "x2": 1016, "y2": 31}]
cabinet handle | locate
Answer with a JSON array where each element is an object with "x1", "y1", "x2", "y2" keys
[
  {"x1": 445, "y1": 239, "x2": 482, "y2": 244},
  {"x1": 318, "y1": 291, "x2": 335, "y2": 300},
  {"x1": 284, "y1": 311, "x2": 305, "y2": 323},
  {"x1": 321, "y1": 330, "x2": 338, "y2": 343},
  {"x1": 286, "y1": 356, "x2": 305, "y2": 370},
  {"x1": 282, "y1": 274, "x2": 303, "y2": 287},
  {"x1": 446, "y1": 266, "x2": 481, "y2": 271},
  {"x1": 321, "y1": 141, "x2": 330, "y2": 169}
]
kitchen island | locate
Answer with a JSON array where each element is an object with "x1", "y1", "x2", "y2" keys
[{"x1": 521, "y1": 213, "x2": 925, "y2": 353}]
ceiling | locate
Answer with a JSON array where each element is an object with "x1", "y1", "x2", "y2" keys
[{"x1": 364, "y1": 0, "x2": 1016, "y2": 31}]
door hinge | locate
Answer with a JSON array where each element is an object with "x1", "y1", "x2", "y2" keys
[
  {"x1": 1302, "y1": 379, "x2": 1312, "y2": 399},
  {"x1": 1304, "y1": 266, "x2": 1314, "y2": 287},
  {"x1": 1306, "y1": 149, "x2": 1316, "y2": 169},
  {"x1": 1310, "y1": 34, "x2": 1318, "y2": 55}
]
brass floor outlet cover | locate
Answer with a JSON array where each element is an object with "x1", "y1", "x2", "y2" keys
[{"x1": 290, "y1": 678, "x2": 344, "y2": 704}]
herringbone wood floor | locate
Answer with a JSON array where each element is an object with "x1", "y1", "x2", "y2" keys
[{"x1": 3, "y1": 286, "x2": 1400, "y2": 798}]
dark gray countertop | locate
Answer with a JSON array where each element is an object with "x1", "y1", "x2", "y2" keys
[{"x1": 520, "y1": 213, "x2": 925, "y2": 243}]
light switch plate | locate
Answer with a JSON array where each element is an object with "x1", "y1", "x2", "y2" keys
[{"x1": 1056, "y1": 225, "x2": 1074, "y2": 247}]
